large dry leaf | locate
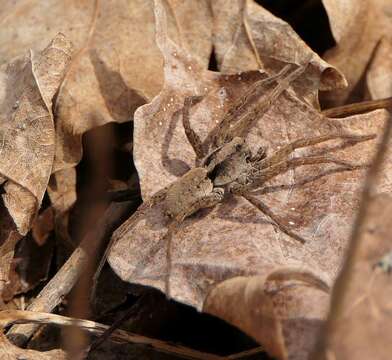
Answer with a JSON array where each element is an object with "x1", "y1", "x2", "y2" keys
[
  {"x1": 321, "y1": 0, "x2": 392, "y2": 105},
  {"x1": 211, "y1": 0, "x2": 346, "y2": 107},
  {"x1": 318, "y1": 195, "x2": 392, "y2": 360},
  {"x1": 0, "y1": 0, "x2": 212, "y2": 171},
  {"x1": 316, "y1": 118, "x2": 392, "y2": 359},
  {"x1": 0, "y1": 33, "x2": 72, "y2": 234},
  {"x1": 108, "y1": 1, "x2": 392, "y2": 359},
  {"x1": 0, "y1": 0, "x2": 213, "y2": 219}
]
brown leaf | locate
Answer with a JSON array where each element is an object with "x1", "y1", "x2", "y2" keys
[
  {"x1": 2, "y1": 227, "x2": 55, "y2": 302},
  {"x1": 318, "y1": 195, "x2": 392, "y2": 360},
  {"x1": 0, "y1": 0, "x2": 213, "y2": 219},
  {"x1": 108, "y1": 1, "x2": 392, "y2": 358},
  {"x1": 367, "y1": 37, "x2": 392, "y2": 100},
  {"x1": 0, "y1": 33, "x2": 72, "y2": 234},
  {"x1": 321, "y1": 0, "x2": 392, "y2": 105},
  {"x1": 315, "y1": 114, "x2": 392, "y2": 359},
  {"x1": 211, "y1": 0, "x2": 346, "y2": 107},
  {"x1": 0, "y1": 332, "x2": 65, "y2": 360},
  {"x1": 0, "y1": 196, "x2": 19, "y2": 306}
]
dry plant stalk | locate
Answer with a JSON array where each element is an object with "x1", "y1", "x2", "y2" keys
[{"x1": 1, "y1": 310, "x2": 223, "y2": 360}]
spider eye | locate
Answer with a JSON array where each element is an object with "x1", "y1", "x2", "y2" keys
[{"x1": 235, "y1": 143, "x2": 242, "y2": 151}]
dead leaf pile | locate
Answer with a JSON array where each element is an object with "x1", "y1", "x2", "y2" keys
[{"x1": 1, "y1": 0, "x2": 392, "y2": 359}]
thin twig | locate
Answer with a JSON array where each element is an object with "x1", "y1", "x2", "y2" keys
[
  {"x1": 322, "y1": 97, "x2": 392, "y2": 118},
  {"x1": 1, "y1": 310, "x2": 224, "y2": 360},
  {"x1": 6, "y1": 201, "x2": 135, "y2": 346},
  {"x1": 227, "y1": 346, "x2": 264, "y2": 359}
]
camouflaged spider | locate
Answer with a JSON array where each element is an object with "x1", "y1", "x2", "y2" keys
[
  {"x1": 96, "y1": 62, "x2": 373, "y2": 298},
  {"x1": 149, "y1": 62, "x2": 375, "y2": 296}
]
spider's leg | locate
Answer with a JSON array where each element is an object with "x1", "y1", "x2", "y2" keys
[
  {"x1": 222, "y1": 61, "x2": 310, "y2": 142},
  {"x1": 212, "y1": 64, "x2": 292, "y2": 147},
  {"x1": 240, "y1": 192, "x2": 306, "y2": 244},
  {"x1": 232, "y1": 155, "x2": 368, "y2": 194},
  {"x1": 257, "y1": 133, "x2": 375, "y2": 170},
  {"x1": 93, "y1": 186, "x2": 170, "y2": 294},
  {"x1": 250, "y1": 146, "x2": 267, "y2": 163},
  {"x1": 164, "y1": 188, "x2": 224, "y2": 297},
  {"x1": 182, "y1": 96, "x2": 205, "y2": 161}
]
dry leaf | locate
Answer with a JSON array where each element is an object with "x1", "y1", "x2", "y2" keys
[
  {"x1": 0, "y1": 0, "x2": 213, "y2": 221},
  {"x1": 107, "y1": 1, "x2": 392, "y2": 358},
  {"x1": 2, "y1": 228, "x2": 54, "y2": 302},
  {"x1": 0, "y1": 34, "x2": 71, "y2": 304},
  {"x1": 0, "y1": 332, "x2": 65, "y2": 360},
  {"x1": 321, "y1": 0, "x2": 392, "y2": 105},
  {"x1": 318, "y1": 195, "x2": 392, "y2": 360},
  {"x1": 0, "y1": 194, "x2": 19, "y2": 306},
  {"x1": 0, "y1": 33, "x2": 72, "y2": 234},
  {"x1": 31, "y1": 207, "x2": 54, "y2": 247},
  {"x1": 316, "y1": 116, "x2": 392, "y2": 360},
  {"x1": 211, "y1": 0, "x2": 346, "y2": 107}
]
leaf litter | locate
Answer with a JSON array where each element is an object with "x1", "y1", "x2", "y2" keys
[
  {"x1": 1, "y1": 0, "x2": 392, "y2": 359},
  {"x1": 107, "y1": 1, "x2": 391, "y2": 358}
]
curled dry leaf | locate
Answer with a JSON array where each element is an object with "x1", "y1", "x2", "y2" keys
[
  {"x1": 0, "y1": 33, "x2": 72, "y2": 234},
  {"x1": 0, "y1": 195, "x2": 19, "y2": 306},
  {"x1": 0, "y1": 0, "x2": 213, "y2": 218},
  {"x1": 108, "y1": 1, "x2": 392, "y2": 359},
  {"x1": 0, "y1": 34, "x2": 71, "y2": 303},
  {"x1": 322, "y1": 0, "x2": 392, "y2": 105},
  {"x1": 211, "y1": 0, "x2": 346, "y2": 107}
]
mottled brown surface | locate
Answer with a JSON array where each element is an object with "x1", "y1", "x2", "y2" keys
[
  {"x1": 320, "y1": 195, "x2": 392, "y2": 360},
  {"x1": 317, "y1": 118, "x2": 392, "y2": 360},
  {"x1": 0, "y1": 33, "x2": 71, "y2": 234},
  {"x1": 0, "y1": 34, "x2": 71, "y2": 304},
  {"x1": 211, "y1": 0, "x2": 346, "y2": 108},
  {"x1": 321, "y1": 0, "x2": 392, "y2": 105},
  {"x1": 107, "y1": 1, "x2": 392, "y2": 359},
  {"x1": 0, "y1": 0, "x2": 213, "y2": 218}
]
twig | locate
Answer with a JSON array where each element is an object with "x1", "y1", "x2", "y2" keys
[
  {"x1": 6, "y1": 201, "x2": 135, "y2": 346},
  {"x1": 1, "y1": 310, "x2": 224, "y2": 360},
  {"x1": 227, "y1": 346, "x2": 264, "y2": 359},
  {"x1": 322, "y1": 97, "x2": 392, "y2": 118}
]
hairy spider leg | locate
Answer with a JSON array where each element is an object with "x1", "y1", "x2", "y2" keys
[
  {"x1": 211, "y1": 64, "x2": 292, "y2": 147},
  {"x1": 182, "y1": 95, "x2": 205, "y2": 160},
  {"x1": 164, "y1": 188, "x2": 224, "y2": 297},
  {"x1": 257, "y1": 133, "x2": 376, "y2": 170},
  {"x1": 240, "y1": 193, "x2": 307, "y2": 244},
  {"x1": 228, "y1": 133, "x2": 375, "y2": 244},
  {"x1": 236, "y1": 155, "x2": 368, "y2": 194},
  {"x1": 93, "y1": 185, "x2": 171, "y2": 297},
  {"x1": 181, "y1": 64, "x2": 290, "y2": 163},
  {"x1": 221, "y1": 61, "x2": 310, "y2": 144}
]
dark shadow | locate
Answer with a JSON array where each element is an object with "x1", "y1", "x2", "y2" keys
[
  {"x1": 256, "y1": 0, "x2": 336, "y2": 54},
  {"x1": 89, "y1": 49, "x2": 146, "y2": 121},
  {"x1": 208, "y1": 46, "x2": 219, "y2": 72},
  {"x1": 161, "y1": 108, "x2": 192, "y2": 176}
]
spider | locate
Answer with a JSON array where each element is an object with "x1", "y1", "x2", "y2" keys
[{"x1": 103, "y1": 62, "x2": 375, "y2": 297}]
